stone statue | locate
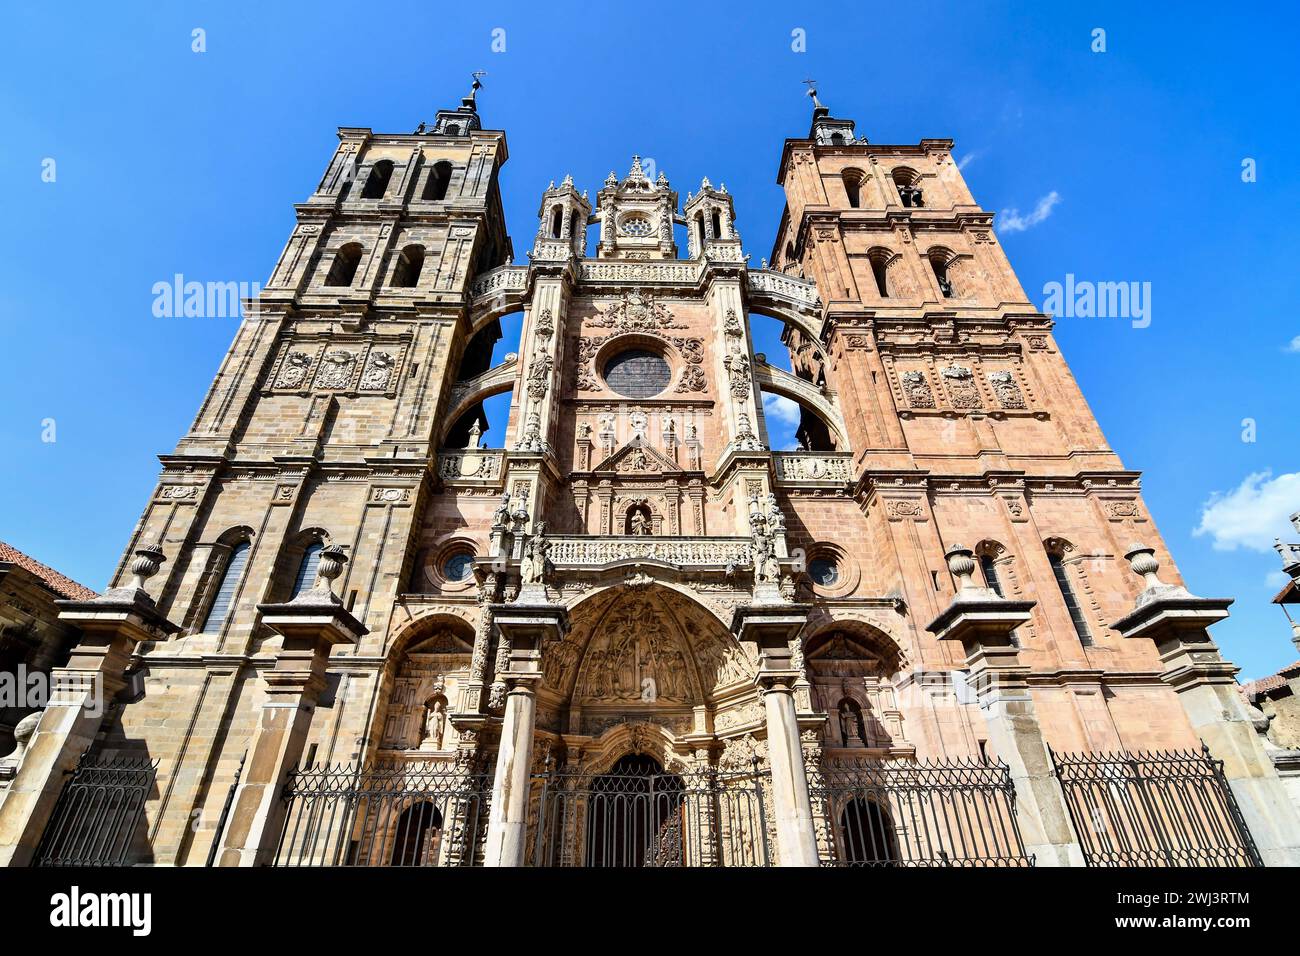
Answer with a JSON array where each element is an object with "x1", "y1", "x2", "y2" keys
[
  {"x1": 752, "y1": 527, "x2": 780, "y2": 584},
  {"x1": 491, "y1": 492, "x2": 511, "y2": 530},
  {"x1": 466, "y1": 419, "x2": 482, "y2": 449},
  {"x1": 630, "y1": 509, "x2": 651, "y2": 536},
  {"x1": 766, "y1": 493, "x2": 786, "y2": 535},
  {"x1": 520, "y1": 522, "x2": 551, "y2": 586},
  {"x1": 422, "y1": 696, "x2": 447, "y2": 750}
]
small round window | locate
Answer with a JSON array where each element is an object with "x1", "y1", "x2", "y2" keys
[
  {"x1": 808, "y1": 557, "x2": 840, "y2": 587},
  {"x1": 620, "y1": 215, "x2": 653, "y2": 237},
  {"x1": 603, "y1": 349, "x2": 671, "y2": 398},
  {"x1": 442, "y1": 552, "x2": 474, "y2": 583}
]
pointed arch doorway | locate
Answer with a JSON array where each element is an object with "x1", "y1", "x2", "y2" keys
[{"x1": 585, "y1": 754, "x2": 685, "y2": 867}]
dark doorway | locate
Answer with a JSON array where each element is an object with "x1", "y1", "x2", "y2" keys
[
  {"x1": 389, "y1": 800, "x2": 443, "y2": 866},
  {"x1": 839, "y1": 797, "x2": 899, "y2": 866},
  {"x1": 585, "y1": 754, "x2": 684, "y2": 867}
]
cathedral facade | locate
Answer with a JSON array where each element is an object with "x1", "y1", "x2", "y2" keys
[{"x1": 5, "y1": 87, "x2": 1299, "y2": 869}]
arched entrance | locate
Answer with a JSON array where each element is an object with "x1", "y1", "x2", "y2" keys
[
  {"x1": 389, "y1": 800, "x2": 444, "y2": 866},
  {"x1": 839, "y1": 797, "x2": 899, "y2": 867},
  {"x1": 585, "y1": 754, "x2": 685, "y2": 867}
]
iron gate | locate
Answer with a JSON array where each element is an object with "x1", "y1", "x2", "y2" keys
[
  {"x1": 807, "y1": 756, "x2": 1033, "y2": 867},
  {"x1": 1050, "y1": 745, "x2": 1262, "y2": 867},
  {"x1": 33, "y1": 750, "x2": 158, "y2": 867},
  {"x1": 530, "y1": 755, "x2": 772, "y2": 867},
  {"x1": 274, "y1": 761, "x2": 492, "y2": 866}
]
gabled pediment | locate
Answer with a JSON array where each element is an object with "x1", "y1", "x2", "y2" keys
[{"x1": 591, "y1": 435, "x2": 682, "y2": 476}]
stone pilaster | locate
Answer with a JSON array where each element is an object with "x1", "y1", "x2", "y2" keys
[
  {"x1": 482, "y1": 603, "x2": 566, "y2": 866},
  {"x1": 927, "y1": 545, "x2": 1085, "y2": 867},
  {"x1": 733, "y1": 604, "x2": 820, "y2": 866},
  {"x1": 1112, "y1": 545, "x2": 1300, "y2": 866},
  {"x1": 216, "y1": 547, "x2": 364, "y2": 866},
  {"x1": 0, "y1": 544, "x2": 179, "y2": 867}
]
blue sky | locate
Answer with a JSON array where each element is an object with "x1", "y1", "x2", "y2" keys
[{"x1": 1, "y1": 2, "x2": 1298, "y2": 679}]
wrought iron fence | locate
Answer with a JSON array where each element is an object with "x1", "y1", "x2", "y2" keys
[
  {"x1": 33, "y1": 750, "x2": 158, "y2": 867},
  {"x1": 1050, "y1": 746, "x2": 1262, "y2": 867},
  {"x1": 807, "y1": 756, "x2": 1032, "y2": 867},
  {"x1": 274, "y1": 761, "x2": 492, "y2": 866},
  {"x1": 530, "y1": 755, "x2": 772, "y2": 867}
]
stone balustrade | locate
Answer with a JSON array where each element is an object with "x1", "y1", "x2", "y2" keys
[
  {"x1": 437, "y1": 449, "x2": 505, "y2": 482},
  {"x1": 546, "y1": 535, "x2": 752, "y2": 568},
  {"x1": 470, "y1": 265, "x2": 528, "y2": 300},
  {"x1": 747, "y1": 270, "x2": 822, "y2": 310},
  {"x1": 772, "y1": 452, "x2": 853, "y2": 483}
]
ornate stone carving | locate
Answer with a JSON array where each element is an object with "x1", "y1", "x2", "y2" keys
[
  {"x1": 591, "y1": 289, "x2": 685, "y2": 333},
  {"x1": 359, "y1": 350, "x2": 396, "y2": 391},
  {"x1": 314, "y1": 349, "x2": 357, "y2": 390},
  {"x1": 275, "y1": 350, "x2": 313, "y2": 389},
  {"x1": 574, "y1": 597, "x2": 695, "y2": 702},
  {"x1": 724, "y1": 352, "x2": 752, "y2": 399},
  {"x1": 773, "y1": 453, "x2": 852, "y2": 483},
  {"x1": 526, "y1": 351, "x2": 553, "y2": 399},
  {"x1": 987, "y1": 370, "x2": 1026, "y2": 409},
  {"x1": 940, "y1": 364, "x2": 981, "y2": 409},
  {"x1": 900, "y1": 369, "x2": 935, "y2": 408}
]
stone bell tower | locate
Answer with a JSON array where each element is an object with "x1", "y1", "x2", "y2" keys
[{"x1": 594, "y1": 156, "x2": 680, "y2": 260}]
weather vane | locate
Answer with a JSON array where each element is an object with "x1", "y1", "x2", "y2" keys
[
  {"x1": 469, "y1": 70, "x2": 487, "y2": 101},
  {"x1": 803, "y1": 78, "x2": 823, "y2": 109}
]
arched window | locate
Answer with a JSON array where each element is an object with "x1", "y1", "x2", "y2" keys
[
  {"x1": 893, "y1": 168, "x2": 923, "y2": 208},
  {"x1": 930, "y1": 252, "x2": 955, "y2": 298},
  {"x1": 392, "y1": 244, "x2": 425, "y2": 288},
  {"x1": 1047, "y1": 542, "x2": 1094, "y2": 647},
  {"x1": 201, "y1": 541, "x2": 250, "y2": 633},
  {"x1": 830, "y1": 131, "x2": 846, "y2": 146},
  {"x1": 361, "y1": 160, "x2": 394, "y2": 200},
  {"x1": 842, "y1": 169, "x2": 864, "y2": 209},
  {"x1": 570, "y1": 210, "x2": 583, "y2": 248},
  {"x1": 291, "y1": 542, "x2": 324, "y2": 598},
  {"x1": 324, "y1": 243, "x2": 363, "y2": 287},
  {"x1": 868, "y1": 250, "x2": 890, "y2": 298},
  {"x1": 423, "y1": 161, "x2": 452, "y2": 201},
  {"x1": 443, "y1": 123, "x2": 460, "y2": 136},
  {"x1": 550, "y1": 206, "x2": 563, "y2": 239},
  {"x1": 711, "y1": 209, "x2": 723, "y2": 239},
  {"x1": 977, "y1": 543, "x2": 1020, "y2": 647},
  {"x1": 695, "y1": 211, "x2": 707, "y2": 254}
]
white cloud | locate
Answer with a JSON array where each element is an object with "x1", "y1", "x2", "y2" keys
[
  {"x1": 997, "y1": 190, "x2": 1061, "y2": 233},
  {"x1": 957, "y1": 151, "x2": 981, "y2": 171},
  {"x1": 763, "y1": 393, "x2": 801, "y2": 426},
  {"x1": 1286, "y1": 335, "x2": 1300, "y2": 353},
  {"x1": 1193, "y1": 470, "x2": 1300, "y2": 552}
]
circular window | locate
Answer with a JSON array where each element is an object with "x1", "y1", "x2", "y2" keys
[
  {"x1": 442, "y1": 552, "x2": 474, "y2": 582},
  {"x1": 603, "y1": 349, "x2": 671, "y2": 398},
  {"x1": 808, "y1": 557, "x2": 840, "y2": 587},
  {"x1": 620, "y1": 215, "x2": 653, "y2": 237}
]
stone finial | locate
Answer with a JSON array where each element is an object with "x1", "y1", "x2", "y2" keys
[
  {"x1": 316, "y1": 544, "x2": 348, "y2": 596},
  {"x1": 5, "y1": 710, "x2": 42, "y2": 765},
  {"x1": 128, "y1": 542, "x2": 166, "y2": 589},
  {"x1": 561, "y1": 173, "x2": 573, "y2": 187},
  {"x1": 1125, "y1": 544, "x2": 1163, "y2": 589},
  {"x1": 945, "y1": 545, "x2": 977, "y2": 591},
  {"x1": 1124, "y1": 543, "x2": 1193, "y2": 607}
]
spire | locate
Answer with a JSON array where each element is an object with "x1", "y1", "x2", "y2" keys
[
  {"x1": 803, "y1": 78, "x2": 826, "y2": 113},
  {"x1": 628, "y1": 155, "x2": 647, "y2": 181}
]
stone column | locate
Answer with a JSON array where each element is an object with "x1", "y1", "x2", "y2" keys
[
  {"x1": 927, "y1": 545, "x2": 1085, "y2": 867},
  {"x1": 482, "y1": 603, "x2": 566, "y2": 867},
  {"x1": 733, "y1": 605, "x2": 820, "y2": 866},
  {"x1": 0, "y1": 544, "x2": 179, "y2": 867},
  {"x1": 1112, "y1": 545, "x2": 1300, "y2": 867},
  {"x1": 216, "y1": 546, "x2": 364, "y2": 867}
]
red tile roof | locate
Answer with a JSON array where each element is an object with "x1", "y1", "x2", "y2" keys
[{"x1": 0, "y1": 540, "x2": 98, "y2": 602}]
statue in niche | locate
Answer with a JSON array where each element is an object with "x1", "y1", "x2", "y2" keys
[
  {"x1": 422, "y1": 695, "x2": 447, "y2": 750},
  {"x1": 628, "y1": 505, "x2": 652, "y2": 536}
]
